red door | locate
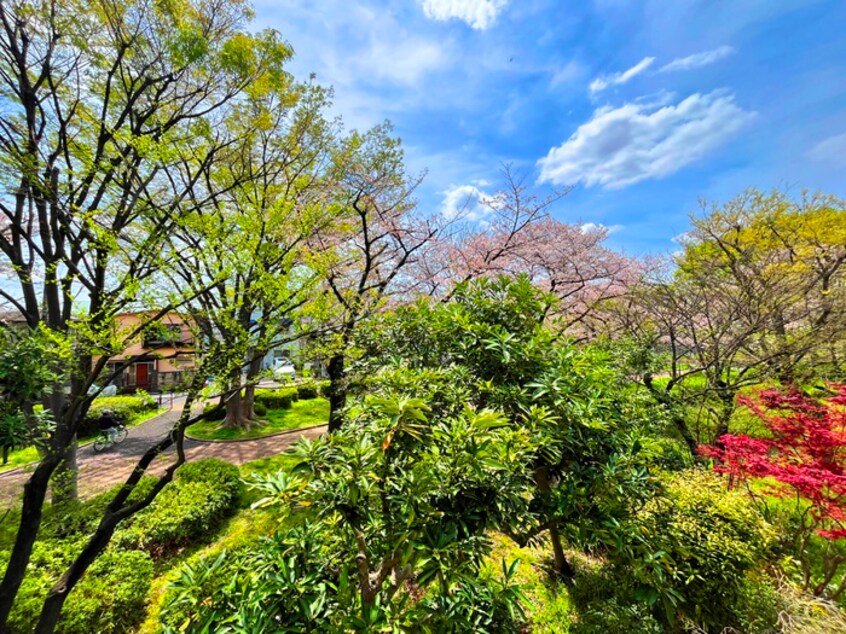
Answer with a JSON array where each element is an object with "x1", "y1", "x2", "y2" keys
[{"x1": 135, "y1": 363, "x2": 150, "y2": 388}]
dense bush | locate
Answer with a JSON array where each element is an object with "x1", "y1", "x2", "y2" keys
[
  {"x1": 161, "y1": 391, "x2": 535, "y2": 631},
  {"x1": 606, "y1": 469, "x2": 776, "y2": 630},
  {"x1": 2, "y1": 540, "x2": 153, "y2": 634},
  {"x1": 113, "y1": 459, "x2": 242, "y2": 556},
  {"x1": 295, "y1": 381, "x2": 319, "y2": 400},
  {"x1": 316, "y1": 380, "x2": 330, "y2": 397},
  {"x1": 80, "y1": 393, "x2": 157, "y2": 436},
  {"x1": 254, "y1": 387, "x2": 297, "y2": 410},
  {"x1": 571, "y1": 598, "x2": 664, "y2": 634}
]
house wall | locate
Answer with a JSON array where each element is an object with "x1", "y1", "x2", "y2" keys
[{"x1": 95, "y1": 312, "x2": 198, "y2": 391}]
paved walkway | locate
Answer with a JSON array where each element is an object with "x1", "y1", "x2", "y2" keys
[{"x1": 0, "y1": 398, "x2": 327, "y2": 507}]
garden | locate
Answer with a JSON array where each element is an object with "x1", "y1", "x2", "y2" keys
[{"x1": 0, "y1": 0, "x2": 844, "y2": 632}]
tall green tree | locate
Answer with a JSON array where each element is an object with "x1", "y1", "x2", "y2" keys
[
  {"x1": 0, "y1": 0, "x2": 292, "y2": 630},
  {"x1": 613, "y1": 188, "x2": 846, "y2": 446},
  {"x1": 168, "y1": 82, "x2": 338, "y2": 429}
]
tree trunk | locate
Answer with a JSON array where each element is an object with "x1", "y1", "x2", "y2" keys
[
  {"x1": 50, "y1": 440, "x2": 78, "y2": 504},
  {"x1": 643, "y1": 377, "x2": 697, "y2": 454},
  {"x1": 713, "y1": 385, "x2": 738, "y2": 442},
  {"x1": 327, "y1": 353, "x2": 346, "y2": 433},
  {"x1": 0, "y1": 457, "x2": 59, "y2": 629},
  {"x1": 222, "y1": 367, "x2": 253, "y2": 430},
  {"x1": 222, "y1": 391, "x2": 251, "y2": 429},
  {"x1": 241, "y1": 355, "x2": 263, "y2": 420},
  {"x1": 33, "y1": 386, "x2": 203, "y2": 634},
  {"x1": 533, "y1": 466, "x2": 574, "y2": 579}
]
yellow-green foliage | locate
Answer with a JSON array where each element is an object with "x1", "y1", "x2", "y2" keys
[
  {"x1": 485, "y1": 533, "x2": 571, "y2": 632},
  {"x1": 621, "y1": 469, "x2": 776, "y2": 629}
]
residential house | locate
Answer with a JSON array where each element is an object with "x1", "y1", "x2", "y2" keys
[{"x1": 106, "y1": 312, "x2": 198, "y2": 393}]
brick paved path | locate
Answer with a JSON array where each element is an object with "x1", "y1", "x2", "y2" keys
[{"x1": 0, "y1": 398, "x2": 326, "y2": 508}]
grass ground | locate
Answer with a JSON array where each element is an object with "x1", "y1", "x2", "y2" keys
[
  {"x1": 186, "y1": 398, "x2": 329, "y2": 441},
  {"x1": 137, "y1": 450, "x2": 306, "y2": 633},
  {"x1": 0, "y1": 407, "x2": 166, "y2": 473}
]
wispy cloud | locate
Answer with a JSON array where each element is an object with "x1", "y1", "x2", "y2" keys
[
  {"x1": 659, "y1": 46, "x2": 735, "y2": 72},
  {"x1": 589, "y1": 56, "x2": 655, "y2": 94},
  {"x1": 537, "y1": 90, "x2": 756, "y2": 189},
  {"x1": 808, "y1": 132, "x2": 846, "y2": 167},
  {"x1": 419, "y1": 0, "x2": 509, "y2": 30},
  {"x1": 580, "y1": 222, "x2": 624, "y2": 235}
]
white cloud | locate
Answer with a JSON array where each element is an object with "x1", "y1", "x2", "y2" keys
[
  {"x1": 589, "y1": 56, "x2": 655, "y2": 94},
  {"x1": 809, "y1": 132, "x2": 846, "y2": 167},
  {"x1": 659, "y1": 46, "x2": 735, "y2": 72},
  {"x1": 550, "y1": 60, "x2": 584, "y2": 88},
  {"x1": 580, "y1": 222, "x2": 624, "y2": 235},
  {"x1": 537, "y1": 90, "x2": 756, "y2": 189},
  {"x1": 441, "y1": 184, "x2": 498, "y2": 221},
  {"x1": 420, "y1": 0, "x2": 509, "y2": 30}
]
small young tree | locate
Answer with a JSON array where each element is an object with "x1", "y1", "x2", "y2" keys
[
  {"x1": 306, "y1": 123, "x2": 438, "y2": 431},
  {"x1": 165, "y1": 385, "x2": 534, "y2": 631},
  {"x1": 356, "y1": 276, "x2": 653, "y2": 578},
  {"x1": 701, "y1": 384, "x2": 846, "y2": 599}
]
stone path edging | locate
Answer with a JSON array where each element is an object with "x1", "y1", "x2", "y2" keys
[{"x1": 185, "y1": 423, "x2": 327, "y2": 444}]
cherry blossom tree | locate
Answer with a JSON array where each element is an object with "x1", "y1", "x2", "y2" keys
[{"x1": 412, "y1": 167, "x2": 642, "y2": 337}]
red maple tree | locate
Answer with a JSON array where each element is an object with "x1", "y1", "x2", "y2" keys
[{"x1": 701, "y1": 384, "x2": 846, "y2": 596}]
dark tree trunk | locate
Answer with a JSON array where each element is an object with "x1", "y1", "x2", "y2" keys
[
  {"x1": 713, "y1": 384, "x2": 738, "y2": 442},
  {"x1": 241, "y1": 355, "x2": 263, "y2": 420},
  {"x1": 643, "y1": 376, "x2": 697, "y2": 454},
  {"x1": 222, "y1": 366, "x2": 252, "y2": 430},
  {"x1": 33, "y1": 386, "x2": 202, "y2": 634},
  {"x1": 327, "y1": 353, "x2": 346, "y2": 433},
  {"x1": 533, "y1": 466, "x2": 574, "y2": 579},
  {"x1": 223, "y1": 391, "x2": 252, "y2": 429},
  {"x1": 0, "y1": 457, "x2": 59, "y2": 628}
]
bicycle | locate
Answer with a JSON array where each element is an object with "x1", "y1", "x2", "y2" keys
[{"x1": 92, "y1": 423, "x2": 128, "y2": 452}]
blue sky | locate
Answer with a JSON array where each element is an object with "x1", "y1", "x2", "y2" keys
[{"x1": 253, "y1": 0, "x2": 846, "y2": 255}]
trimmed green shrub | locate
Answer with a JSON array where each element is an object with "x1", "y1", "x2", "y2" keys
[
  {"x1": 58, "y1": 549, "x2": 154, "y2": 634},
  {"x1": 113, "y1": 459, "x2": 242, "y2": 557},
  {"x1": 253, "y1": 402, "x2": 267, "y2": 416},
  {"x1": 2, "y1": 541, "x2": 154, "y2": 634},
  {"x1": 37, "y1": 477, "x2": 158, "y2": 543},
  {"x1": 175, "y1": 459, "x2": 242, "y2": 498},
  {"x1": 317, "y1": 380, "x2": 331, "y2": 398},
  {"x1": 254, "y1": 388, "x2": 297, "y2": 410},
  {"x1": 295, "y1": 382, "x2": 319, "y2": 400},
  {"x1": 80, "y1": 394, "x2": 157, "y2": 436}
]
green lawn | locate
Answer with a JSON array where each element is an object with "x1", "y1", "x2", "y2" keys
[
  {"x1": 186, "y1": 398, "x2": 329, "y2": 441},
  {"x1": 0, "y1": 407, "x2": 166, "y2": 473}
]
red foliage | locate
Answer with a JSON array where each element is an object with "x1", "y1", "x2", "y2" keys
[{"x1": 699, "y1": 384, "x2": 846, "y2": 540}]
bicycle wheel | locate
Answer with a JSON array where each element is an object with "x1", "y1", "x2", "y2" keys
[
  {"x1": 93, "y1": 436, "x2": 108, "y2": 452},
  {"x1": 114, "y1": 426, "x2": 128, "y2": 443}
]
